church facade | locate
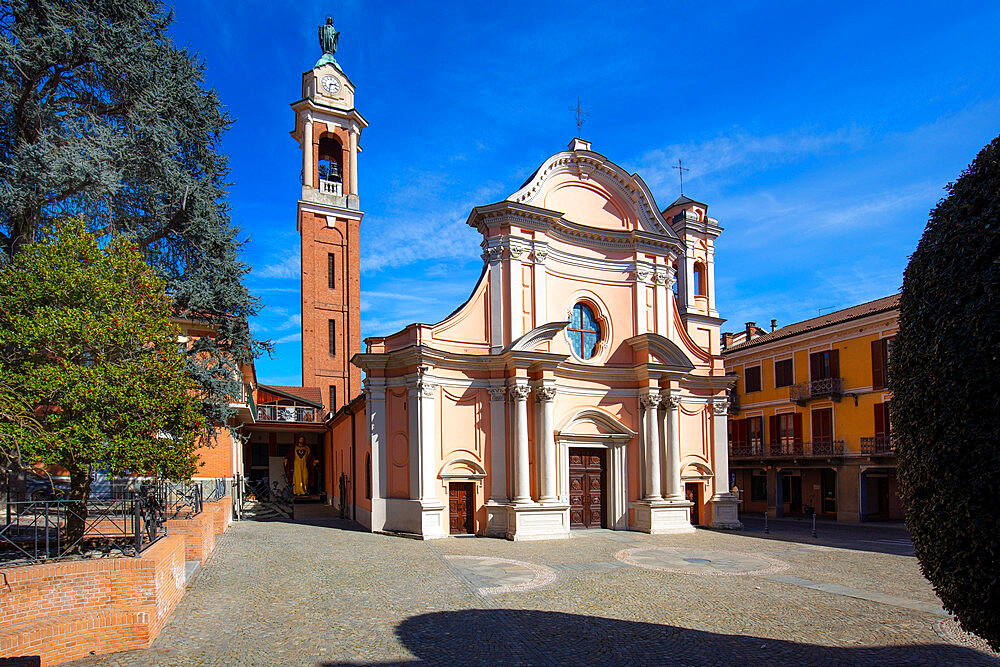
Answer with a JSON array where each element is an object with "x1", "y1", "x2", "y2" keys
[{"x1": 293, "y1": 25, "x2": 740, "y2": 540}]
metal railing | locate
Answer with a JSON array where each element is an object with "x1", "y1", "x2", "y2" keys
[
  {"x1": 861, "y1": 435, "x2": 895, "y2": 455},
  {"x1": 808, "y1": 438, "x2": 846, "y2": 456},
  {"x1": 1, "y1": 487, "x2": 165, "y2": 565},
  {"x1": 233, "y1": 474, "x2": 294, "y2": 521},
  {"x1": 769, "y1": 441, "x2": 804, "y2": 456},
  {"x1": 729, "y1": 443, "x2": 764, "y2": 457},
  {"x1": 255, "y1": 404, "x2": 321, "y2": 423},
  {"x1": 110, "y1": 479, "x2": 204, "y2": 519},
  {"x1": 789, "y1": 377, "x2": 843, "y2": 403}
]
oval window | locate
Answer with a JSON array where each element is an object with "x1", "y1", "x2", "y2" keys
[{"x1": 568, "y1": 303, "x2": 601, "y2": 359}]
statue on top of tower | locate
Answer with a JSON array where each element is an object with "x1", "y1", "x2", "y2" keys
[{"x1": 316, "y1": 16, "x2": 342, "y2": 70}]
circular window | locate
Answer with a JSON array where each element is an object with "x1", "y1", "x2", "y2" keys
[{"x1": 568, "y1": 302, "x2": 601, "y2": 359}]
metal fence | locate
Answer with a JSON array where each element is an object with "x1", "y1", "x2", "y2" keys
[
  {"x1": 1, "y1": 487, "x2": 165, "y2": 565},
  {"x1": 233, "y1": 474, "x2": 294, "y2": 521}
]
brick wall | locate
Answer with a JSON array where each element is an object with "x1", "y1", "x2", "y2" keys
[
  {"x1": 0, "y1": 534, "x2": 186, "y2": 665},
  {"x1": 191, "y1": 426, "x2": 235, "y2": 479},
  {"x1": 164, "y1": 512, "x2": 215, "y2": 564},
  {"x1": 205, "y1": 497, "x2": 232, "y2": 535}
]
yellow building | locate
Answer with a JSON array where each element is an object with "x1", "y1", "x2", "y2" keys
[{"x1": 721, "y1": 294, "x2": 900, "y2": 523}]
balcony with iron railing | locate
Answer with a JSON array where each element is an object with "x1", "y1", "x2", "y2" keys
[
  {"x1": 255, "y1": 404, "x2": 322, "y2": 424},
  {"x1": 230, "y1": 382, "x2": 257, "y2": 423},
  {"x1": 860, "y1": 435, "x2": 895, "y2": 455},
  {"x1": 789, "y1": 377, "x2": 843, "y2": 404}
]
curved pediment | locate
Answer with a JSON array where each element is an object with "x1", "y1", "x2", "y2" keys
[
  {"x1": 556, "y1": 407, "x2": 637, "y2": 441},
  {"x1": 624, "y1": 333, "x2": 696, "y2": 372},
  {"x1": 505, "y1": 321, "x2": 570, "y2": 354},
  {"x1": 507, "y1": 142, "x2": 677, "y2": 238}
]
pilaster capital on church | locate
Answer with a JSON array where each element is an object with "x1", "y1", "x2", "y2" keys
[
  {"x1": 535, "y1": 386, "x2": 557, "y2": 402},
  {"x1": 481, "y1": 243, "x2": 503, "y2": 264},
  {"x1": 532, "y1": 242, "x2": 549, "y2": 263},
  {"x1": 634, "y1": 263, "x2": 654, "y2": 285},
  {"x1": 653, "y1": 268, "x2": 669, "y2": 286},
  {"x1": 639, "y1": 392, "x2": 661, "y2": 409},
  {"x1": 507, "y1": 238, "x2": 531, "y2": 260},
  {"x1": 712, "y1": 398, "x2": 730, "y2": 415},
  {"x1": 488, "y1": 387, "x2": 508, "y2": 402},
  {"x1": 508, "y1": 383, "x2": 532, "y2": 400},
  {"x1": 660, "y1": 393, "x2": 681, "y2": 410},
  {"x1": 363, "y1": 377, "x2": 387, "y2": 401}
]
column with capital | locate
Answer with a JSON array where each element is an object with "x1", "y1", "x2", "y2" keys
[
  {"x1": 663, "y1": 394, "x2": 684, "y2": 501},
  {"x1": 348, "y1": 129, "x2": 359, "y2": 198},
  {"x1": 510, "y1": 383, "x2": 533, "y2": 504},
  {"x1": 487, "y1": 386, "x2": 509, "y2": 503},
  {"x1": 536, "y1": 386, "x2": 558, "y2": 504},
  {"x1": 641, "y1": 393, "x2": 663, "y2": 501},
  {"x1": 710, "y1": 397, "x2": 742, "y2": 528},
  {"x1": 483, "y1": 244, "x2": 504, "y2": 353},
  {"x1": 302, "y1": 113, "x2": 314, "y2": 188},
  {"x1": 507, "y1": 240, "x2": 529, "y2": 341},
  {"x1": 654, "y1": 268, "x2": 669, "y2": 336},
  {"x1": 415, "y1": 378, "x2": 438, "y2": 502}
]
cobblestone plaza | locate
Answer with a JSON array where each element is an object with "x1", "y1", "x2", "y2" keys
[{"x1": 72, "y1": 508, "x2": 998, "y2": 666}]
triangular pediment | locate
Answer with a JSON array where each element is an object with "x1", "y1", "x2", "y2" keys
[{"x1": 506, "y1": 141, "x2": 676, "y2": 238}]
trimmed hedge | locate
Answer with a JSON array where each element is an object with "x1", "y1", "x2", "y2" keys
[{"x1": 889, "y1": 135, "x2": 999, "y2": 650}]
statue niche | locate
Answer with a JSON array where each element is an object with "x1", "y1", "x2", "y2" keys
[{"x1": 284, "y1": 436, "x2": 318, "y2": 496}]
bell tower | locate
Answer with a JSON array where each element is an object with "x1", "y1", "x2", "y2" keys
[{"x1": 292, "y1": 16, "x2": 367, "y2": 413}]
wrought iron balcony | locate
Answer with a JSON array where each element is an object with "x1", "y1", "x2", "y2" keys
[
  {"x1": 729, "y1": 443, "x2": 764, "y2": 458},
  {"x1": 789, "y1": 377, "x2": 843, "y2": 404},
  {"x1": 860, "y1": 435, "x2": 896, "y2": 455},
  {"x1": 255, "y1": 404, "x2": 321, "y2": 424},
  {"x1": 808, "y1": 438, "x2": 846, "y2": 456},
  {"x1": 769, "y1": 441, "x2": 804, "y2": 456}
]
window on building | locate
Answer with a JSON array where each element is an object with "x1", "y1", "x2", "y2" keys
[
  {"x1": 567, "y1": 302, "x2": 601, "y2": 359},
  {"x1": 329, "y1": 385, "x2": 336, "y2": 410},
  {"x1": 809, "y1": 349, "x2": 840, "y2": 380},
  {"x1": 328, "y1": 319, "x2": 336, "y2": 356},
  {"x1": 747, "y1": 416, "x2": 763, "y2": 448},
  {"x1": 774, "y1": 358, "x2": 794, "y2": 388},
  {"x1": 811, "y1": 407, "x2": 833, "y2": 445},
  {"x1": 871, "y1": 336, "x2": 895, "y2": 390},
  {"x1": 364, "y1": 453, "x2": 372, "y2": 500},
  {"x1": 693, "y1": 262, "x2": 707, "y2": 296},
  {"x1": 750, "y1": 474, "x2": 767, "y2": 502},
  {"x1": 771, "y1": 412, "x2": 802, "y2": 446},
  {"x1": 317, "y1": 136, "x2": 343, "y2": 183},
  {"x1": 328, "y1": 253, "x2": 336, "y2": 290},
  {"x1": 744, "y1": 365, "x2": 762, "y2": 393},
  {"x1": 874, "y1": 402, "x2": 891, "y2": 438},
  {"x1": 671, "y1": 262, "x2": 679, "y2": 299}
]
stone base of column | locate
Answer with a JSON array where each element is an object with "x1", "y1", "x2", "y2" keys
[
  {"x1": 710, "y1": 493, "x2": 743, "y2": 530},
  {"x1": 505, "y1": 503, "x2": 570, "y2": 541},
  {"x1": 633, "y1": 499, "x2": 696, "y2": 534},
  {"x1": 485, "y1": 500, "x2": 509, "y2": 538},
  {"x1": 380, "y1": 498, "x2": 448, "y2": 539}
]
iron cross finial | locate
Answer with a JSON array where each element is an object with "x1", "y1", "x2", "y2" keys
[
  {"x1": 673, "y1": 158, "x2": 690, "y2": 195},
  {"x1": 569, "y1": 97, "x2": 588, "y2": 138}
]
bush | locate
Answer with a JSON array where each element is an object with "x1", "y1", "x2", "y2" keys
[{"x1": 889, "y1": 135, "x2": 999, "y2": 650}]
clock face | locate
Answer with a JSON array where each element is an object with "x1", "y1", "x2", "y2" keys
[{"x1": 321, "y1": 75, "x2": 341, "y2": 95}]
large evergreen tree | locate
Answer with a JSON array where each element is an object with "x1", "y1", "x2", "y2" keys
[
  {"x1": 890, "y1": 135, "x2": 999, "y2": 650},
  {"x1": 0, "y1": 0, "x2": 267, "y2": 429}
]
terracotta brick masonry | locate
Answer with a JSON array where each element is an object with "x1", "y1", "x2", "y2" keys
[{"x1": 0, "y1": 498, "x2": 232, "y2": 665}]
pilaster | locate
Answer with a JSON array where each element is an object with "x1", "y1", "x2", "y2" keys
[{"x1": 710, "y1": 397, "x2": 741, "y2": 529}]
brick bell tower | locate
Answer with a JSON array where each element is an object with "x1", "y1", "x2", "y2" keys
[{"x1": 292, "y1": 17, "x2": 366, "y2": 414}]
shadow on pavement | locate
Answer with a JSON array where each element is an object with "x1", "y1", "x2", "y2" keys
[
  {"x1": 730, "y1": 516, "x2": 915, "y2": 556},
  {"x1": 324, "y1": 609, "x2": 992, "y2": 665}
]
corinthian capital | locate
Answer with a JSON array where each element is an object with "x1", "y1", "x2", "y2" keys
[
  {"x1": 661, "y1": 394, "x2": 680, "y2": 409},
  {"x1": 712, "y1": 398, "x2": 730, "y2": 415},
  {"x1": 482, "y1": 245, "x2": 503, "y2": 263},
  {"x1": 508, "y1": 384, "x2": 532, "y2": 400},
  {"x1": 639, "y1": 393, "x2": 661, "y2": 409},
  {"x1": 488, "y1": 387, "x2": 508, "y2": 402},
  {"x1": 536, "y1": 386, "x2": 557, "y2": 402},
  {"x1": 412, "y1": 378, "x2": 437, "y2": 398}
]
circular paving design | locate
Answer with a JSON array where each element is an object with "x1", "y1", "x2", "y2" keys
[
  {"x1": 614, "y1": 546, "x2": 789, "y2": 576},
  {"x1": 934, "y1": 618, "x2": 1000, "y2": 658},
  {"x1": 443, "y1": 555, "x2": 557, "y2": 596}
]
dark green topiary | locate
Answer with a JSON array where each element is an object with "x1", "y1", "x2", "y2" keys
[{"x1": 889, "y1": 135, "x2": 999, "y2": 651}]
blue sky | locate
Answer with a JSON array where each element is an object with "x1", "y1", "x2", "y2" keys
[{"x1": 165, "y1": 1, "x2": 1000, "y2": 386}]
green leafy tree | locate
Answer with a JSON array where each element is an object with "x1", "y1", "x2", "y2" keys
[
  {"x1": 890, "y1": 135, "x2": 999, "y2": 650},
  {"x1": 0, "y1": 0, "x2": 268, "y2": 430},
  {"x1": 0, "y1": 220, "x2": 204, "y2": 544}
]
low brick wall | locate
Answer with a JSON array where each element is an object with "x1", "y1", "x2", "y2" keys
[
  {"x1": 0, "y1": 534, "x2": 186, "y2": 666},
  {"x1": 205, "y1": 497, "x2": 232, "y2": 536},
  {"x1": 165, "y1": 512, "x2": 215, "y2": 564}
]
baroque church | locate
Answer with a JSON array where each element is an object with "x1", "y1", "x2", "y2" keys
[{"x1": 258, "y1": 21, "x2": 740, "y2": 540}]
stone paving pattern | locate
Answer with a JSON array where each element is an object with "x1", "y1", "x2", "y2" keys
[{"x1": 69, "y1": 507, "x2": 999, "y2": 666}]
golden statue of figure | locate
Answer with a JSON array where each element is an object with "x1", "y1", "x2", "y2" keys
[{"x1": 292, "y1": 442, "x2": 311, "y2": 495}]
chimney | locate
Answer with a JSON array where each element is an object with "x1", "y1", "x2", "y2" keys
[
  {"x1": 770, "y1": 319, "x2": 777, "y2": 332},
  {"x1": 745, "y1": 322, "x2": 755, "y2": 341},
  {"x1": 722, "y1": 332, "x2": 735, "y2": 349}
]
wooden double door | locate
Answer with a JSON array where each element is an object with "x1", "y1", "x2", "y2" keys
[
  {"x1": 569, "y1": 448, "x2": 605, "y2": 529},
  {"x1": 449, "y1": 482, "x2": 474, "y2": 534}
]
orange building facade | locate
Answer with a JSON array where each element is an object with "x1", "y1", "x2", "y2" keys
[{"x1": 722, "y1": 295, "x2": 901, "y2": 523}]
